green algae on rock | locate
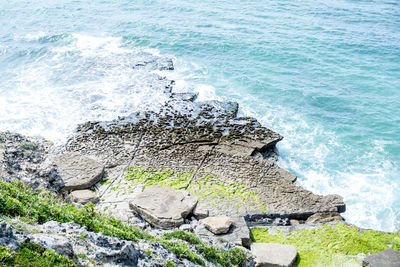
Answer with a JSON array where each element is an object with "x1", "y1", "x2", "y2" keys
[
  {"x1": 125, "y1": 166, "x2": 266, "y2": 213},
  {"x1": 251, "y1": 224, "x2": 400, "y2": 267}
]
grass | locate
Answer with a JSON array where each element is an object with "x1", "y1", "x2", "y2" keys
[
  {"x1": 161, "y1": 230, "x2": 248, "y2": 266},
  {"x1": 0, "y1": 242, "x2": 75, "y2": 267},
  {"x1": 0, "y1": 179, "x2": 248, "y2": 266},
  {"x1": 0, "y1": 179, "x2": 152, "y2": 243},
  {"x1": 125, "y1": 166, "x2": 266, "y2": 212},
  {"x1": 251, "y1": 224, "x2": 400, "y2": 267}
]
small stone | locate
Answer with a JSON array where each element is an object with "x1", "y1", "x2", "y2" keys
[
  {"x1": 193, "y1": 203, "x2": 209, "y2": 219},
  {"x1": 290, "y1": 219, "x2": 300, "y2": 225},
  {"x1": 362, "y1": 249, "x2": 400, "y2": 267},
  {"x1": 305, "y1": 212, "x2": 343, "y2": 224},
  {"x1": 68, "y1": 190, "x2": 99, "y2": 205},
  {"x1": 251, "y1": 243, "x2": 297, "y2": 267},
  {"x1": 202, "y1": 215, "x2": 233, "y2": 235}
]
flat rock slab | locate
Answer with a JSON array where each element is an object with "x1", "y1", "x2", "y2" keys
[
  {"x1": 251, "y1": 243, "x2": 297, "y2": 267},
  {"x1": 203, "y1": 215, "x2": 233, "y2": 235},
  {"x1": 68, "y1": 190, "x2": 99, "y2": 205},
  {"x1": 129, "y1": 186, "x2": 198, "y2": 229},
  {"x1": 51, "y1": 152, "x2": 104, "y2": 191},
  {"x1": 362, "y1": 249, "x2": 400, "y2": 267}
]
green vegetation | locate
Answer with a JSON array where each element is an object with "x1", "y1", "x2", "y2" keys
[
  {"x1": 161, "y1": 230, "x2": 248, "y2": 266},
  {"x1": 0, "y1": 242, "x2": 75, "y2": 266},
  {"x1": 126, "y1": 166, "x2": 265, "y2": 211},
  {"x1": 0, "y1": 180, "x2": 248, "y2": 266},
  {"x1": 164, "y1": 260, "x2": 176, "y2": 267},
  {"x1": 0, "y1": 179, "x2": 152, "y2": 242},
  {"x1": 251, "y1": 224, "x2": 400, "y2": 267}
]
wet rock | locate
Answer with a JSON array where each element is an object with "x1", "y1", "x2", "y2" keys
[
  {"x1": 202, "y1": 215, "x2": 233, "y2": 235},
  {"x1": 68, "y1": 189, "x2": 99, "y2": 204},
  {"x1": 362, "y1": 249, "x2": 400, "y2": 267},
  {"x1": 305, "y1": 212, "x2": 343, "y2": 224},
  {"x1": 251, "y1": 243, "x2": 297, "y2": 267},
  {"x1": 51, "y1": 152, "x2": 104, "y2": 191},
  {"x1": 129, "y1": 186, "x2": 198, "y2": 229}
]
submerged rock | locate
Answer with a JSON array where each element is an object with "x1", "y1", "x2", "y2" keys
[
  {"x1": 129, "y1": 186, "x2": 198, "y2": 229},
  {"x1": 251, "y1": 243, "x2": 297, "y2": 267}
]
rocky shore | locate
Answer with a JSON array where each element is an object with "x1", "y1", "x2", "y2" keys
[{"x1": 1, "y1": 54, "x2": 399, "y2": 267}]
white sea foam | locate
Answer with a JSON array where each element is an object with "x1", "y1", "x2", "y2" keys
[
  {"x1": 240, "y1": 102, "x2": 399, "y2": 232},
  {"x1": 0, "y1": 33, "x2": 171, "y2": 144}
]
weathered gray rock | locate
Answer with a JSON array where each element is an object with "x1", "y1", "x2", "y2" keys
[
  {"x1": 68, "y1": 189, "x2": 99, "y2": 204},
  {"x1": 203, "y1": 215, "x2": 233, "y2": 235},
  {"x1": 193, "y1": 203, "x2": 209, "y2": 219},
  {"x1": 51, "y1": 152, "x2": 104, "y2": 191},
  {"x1": 305, "y1": 212, "x2": 343, "y2": 224},
  {"x1": 251, "y1": 243, "x2": 297, "y2": 267},
  {"x1": 0, "y1": 132, "x2": 64, "y2": 192},
  {"x1": 195, "y1": 216, "x2": 250, "y2": 247},
  {"x1": 0, "y1": 222, "x2": 21, "y2": 250},
  {"x1": 129, "y1": 186, "x2": 198, "y2": 229},
  {"x1": 362, "y1": 249, "x2": 400, "y2": 267}
]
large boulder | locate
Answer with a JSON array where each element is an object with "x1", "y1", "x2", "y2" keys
[
  {"x1": 251, "y1": 243, "x2": 297, "y2": 267},
  {"x1": 202, "y1": 215, "x2": 233, "y2": 235},
  {"x1": 129, "y1": 186, "x2": 198, "y2": 229},
  {"x1": 362, "y1": 249, "x2": 400, "y2": 267},
  {"x1": 51, "y1": 152, "x2": 104, "y2": 191}
]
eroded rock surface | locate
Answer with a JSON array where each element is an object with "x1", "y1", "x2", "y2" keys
[
  {"x1": 129, "y1": 186, "x2": 198, "y2": 229},
  {"x1": 65, "y1": 95, "x2": 345, "y2": 220},
  {"x1": 0, "y1": 132, "x2": 63, "y2": 192}
]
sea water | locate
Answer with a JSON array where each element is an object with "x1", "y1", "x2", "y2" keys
[{"x1": 0, "y1": 0, "x2": 399, "y2": 231}]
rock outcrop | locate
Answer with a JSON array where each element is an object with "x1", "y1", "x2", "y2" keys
[{"x1": 65, "y1": 95, "x2": 345, "y2": 221}]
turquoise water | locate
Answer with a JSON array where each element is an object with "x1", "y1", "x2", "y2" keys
[{"x1": 0, "y1": 0, "x2": 399, "y2": 231}]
